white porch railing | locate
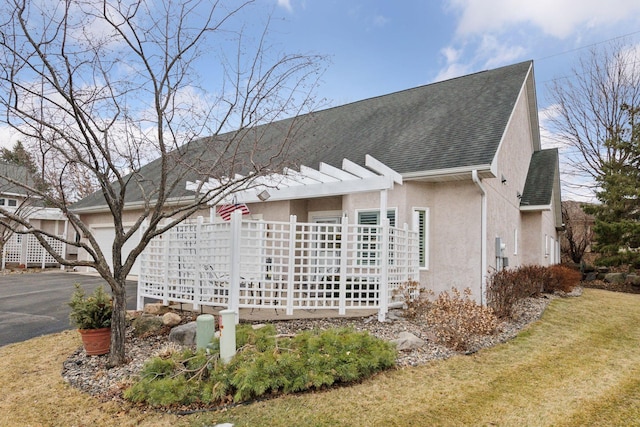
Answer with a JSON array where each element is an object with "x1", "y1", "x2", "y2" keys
[
  {"x1": 137, "y1": 211, "x2": 420, "y2": 321},
  {"x1": 1, "y1": 233, "x2": 66, "y2": 269}
]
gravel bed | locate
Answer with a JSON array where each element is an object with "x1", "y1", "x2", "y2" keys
[{"x1": 62, "y1": 293, "x2": 559, "y2": 402}]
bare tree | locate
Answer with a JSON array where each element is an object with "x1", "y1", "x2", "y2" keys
[
  {"x1": 545, "y1": 41, "x2": 640, "y2": 196},
  {"x1": 560, "y1": 201, "x2": 594, "y2": 264},
  {"x1": 0, "y1": 0, "x2": 325, "y2": 366}
]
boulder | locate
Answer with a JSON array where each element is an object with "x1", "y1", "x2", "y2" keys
[
  {"x1": 126, "y1": 310, "x2": 142, "y2": 322},
  {"x1": 143, "y1": 303, "x2": 170, "y2": 315},
  {"x1": 584, "y1": 272, "x2": 598, "y2": 282},
  {"x1": 169, "y1": 321, "x2": 197, "y2": 346},
  {"x1": 163, "y1": 312, "x2": 182, "y2": 327},
  {"x1": 627, "y1": 274, "x2": 640, "y2": 287},
  {"x1": 390, "y1": 332, "x2": 425, "y2": 351},
  {"x1": 132, "y1": 314, "x2": 164, "y2": 337},
  {"x1": 604, "y1": 272, "x2": 626, "y2": 284}
]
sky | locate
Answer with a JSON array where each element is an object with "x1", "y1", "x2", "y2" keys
[
  {"x1": 260, "y1": 0, "x2": 640, "y2": 201},
  {"x1": 2, "y1": 0, "x2": 640, "y2": 201}
]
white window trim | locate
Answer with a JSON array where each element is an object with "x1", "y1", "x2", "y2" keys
[
  {"x1": 412, "y1": 207, "x2": 430, "y2": 270},
  {"x1": 355, "y1": 207, "x2": 397, "y2": 226},
  {"x1": 544, "y1": 234, "x2": 549, "y2": 257},
  {"x1": 308, "y1": 210, "x2": 343, "y2": 223}
]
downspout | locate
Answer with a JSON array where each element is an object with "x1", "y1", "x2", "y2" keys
[{"x1": 471, "y1": 170, "x2": 487, "y2": 305}]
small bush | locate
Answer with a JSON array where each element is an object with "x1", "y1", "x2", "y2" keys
[
  {"x1": 426, "y1": 288, "x2": 498, "y2": 352},
  {"x1": 124, "y1": 324, "x2": 396, "y2": 408},
  {"x1": 546, "y1": 264, "x2": 582, "y2": 293},
  {"x1": 487, "y1": 265, "x2": 551, "y2": 319},
  {"x1": 393, "y1": 280, "x2": 432, "y2": 319}
]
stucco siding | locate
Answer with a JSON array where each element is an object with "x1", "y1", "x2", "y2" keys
[{"x1": 485, "y1": 80, "x2": 536, "y2": 271}]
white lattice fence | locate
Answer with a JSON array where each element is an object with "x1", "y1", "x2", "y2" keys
[
  {"x1": 2, "y1": 233, "x2": 65, "y2": 268},
  {"x1": 138, "y1": 212, "x2": 419, "y2": 320}
]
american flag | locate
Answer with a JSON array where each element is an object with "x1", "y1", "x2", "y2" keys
[{"x1": 216, "y1": 203, "x2": 250, "y2": 221}]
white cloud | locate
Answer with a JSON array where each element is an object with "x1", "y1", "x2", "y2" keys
[
  {"x1": 477, "y1": 35, "x2": 526, "y2": 69},
  {"x1": 433, "y1": 60, "x2": 472, "y2": 82},
  {"x1": 447, "y1": 0, "x2": 640, "y2": 38},
  {"x1": 441, "y1": 46, "x2": 462, "y2": 64},
  {"x1": 0, "y1": 126, "x2": 21, "y2": 150},
  {"x1": 277, "y1": 0, "x2": 293, "y2": 13}
]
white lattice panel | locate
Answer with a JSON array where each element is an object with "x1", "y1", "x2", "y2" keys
[
  {"x1": 137, "y1": 216, "x2": 419, "y2": 317},
  {"x1": 4, "y1": 234, "x2": 22, "y2": 263}
]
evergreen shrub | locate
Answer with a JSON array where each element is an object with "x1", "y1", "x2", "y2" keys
[{"x1": 124, "y1": 324, "x2": 396, "y2": 408}]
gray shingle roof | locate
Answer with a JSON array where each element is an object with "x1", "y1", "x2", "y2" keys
[
  {"x1": 284, "y1": 60, "x2": 533, "y2": 174},
  {"x1": 520, "y1": 148, "x2": 559, "y2": 206},
  {"x1": 72, "y1": 60, "x2": 534, "y2": 211}
]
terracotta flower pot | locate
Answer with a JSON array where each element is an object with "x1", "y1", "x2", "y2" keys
[{"x1": 78, "y1": 327, "x2": 111, "y2": 356}]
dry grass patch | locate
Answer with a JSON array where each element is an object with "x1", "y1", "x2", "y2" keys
[
  {"x1": 2, "y1": 289, "x2": 640, "y2": 426},
  {"x1": 0, "y1": 330, "x2": 185, "y2": 427},
  {"x1": 201, "y1": 289, "x2": 640, "y2": 426}
]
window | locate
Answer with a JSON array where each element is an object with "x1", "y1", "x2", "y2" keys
[
  {"x1": 356, "y1": 209, "x2": 396, "y2": 265},
  {"x1": 544, "y1": 234, "x2": 549, "y2": 257},
  {"x1": 357, "y1": 210, "x2": 396, "y2": 227},
  {"x1": 413, "y1": 208, "x2": 430, "y2": 269},
  {"x1": 0, "y1": 198, "x2": 17, "y2": 207}
]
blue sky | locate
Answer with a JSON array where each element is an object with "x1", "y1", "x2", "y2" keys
[
  {"x1": 260, "y1": 0, "x2": 640, "y2": 201},
  {"x1": 266, "y1": 0, "x2": 640, "y2": 110}
]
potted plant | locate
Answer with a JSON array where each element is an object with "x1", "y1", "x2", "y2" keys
[{"x1": 68, "y1": 284, "x2": 113, "y2": 356}]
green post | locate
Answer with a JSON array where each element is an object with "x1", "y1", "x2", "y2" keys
[{"x1": 196, "y1": 314, "x2": 215, "y2": 350}]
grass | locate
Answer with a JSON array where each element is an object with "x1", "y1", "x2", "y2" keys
[{"x1": 2, "y1": 288, "x2": 640, "y2": 426}]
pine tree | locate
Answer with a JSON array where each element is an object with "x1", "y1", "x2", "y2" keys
[
  {"x1": 0, "y1": 141, "x2": 49, "y2": 194},
  {"x1": 587, "y1": 104, "x2": 640, "y2": 265}
]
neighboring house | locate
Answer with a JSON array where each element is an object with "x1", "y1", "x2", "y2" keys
[
  {"x1": 0, "y1": 160, "x2": 70, "y2": 268},
  {"x1": 72, "y1": 60, "x2": 562, "y2": 303}
]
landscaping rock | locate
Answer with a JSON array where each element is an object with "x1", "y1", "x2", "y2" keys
[
  {"x1": 143, "y1": 302, "x2": 170, "y2": 315},
  {"x1": 169, "y1": 321, "x2": 197, "y2": 346},
  {"x1": 584, "y1": 272, "x2": 598, "y2": 282},
  {"x1": 126, "y1": 310, "x2": 141, "y2": 322},
  {"x1": 604, "y1": 272, "x2": 626, "y2": 284},
  {"x1": 627, "y1": 274, "x2": 640, "y2": 287},
  {"x1": 132, "y1": 314, "x2": 164, "y2": 337},
  {"x1": 162, "y1": 312, "x2": 182, "y2": 327},
  {"x1": 390, "y1": 331, "x2": 425, "y2": 351}
]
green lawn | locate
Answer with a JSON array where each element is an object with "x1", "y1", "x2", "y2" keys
[{"x1": 2, "y1": 288, "x2": 640, "y2": 427}]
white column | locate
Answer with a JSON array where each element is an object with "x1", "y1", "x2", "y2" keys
[
  {"x1": 285, "y1": 215, "x2": 297, "y2": 315},
  {"x1": 229, "y1": 209, "x2": 242, "y2": 323}
]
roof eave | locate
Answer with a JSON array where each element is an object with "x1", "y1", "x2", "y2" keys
[
  {"x1": 403, "y1": 165, "x2": 494, "y2": 182},
  {"x1": 520, "y1": 204, "x2": 551, "y2": 212},
  {"x1": 70, "y1": 195, "x2": 196, "y2": 214}
]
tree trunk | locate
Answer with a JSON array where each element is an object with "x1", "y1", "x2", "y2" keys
[{"x1": 107, "y1": 281, "x2": 127, "y2": 367}]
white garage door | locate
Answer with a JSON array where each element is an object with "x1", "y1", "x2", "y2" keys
[{"x1": 92, "y1": 226, "x2": 140, "y2": 277}]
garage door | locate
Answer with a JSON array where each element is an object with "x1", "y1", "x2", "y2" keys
[{"x1": 92, "y1": 226, "x2": 140, "y2": 277}]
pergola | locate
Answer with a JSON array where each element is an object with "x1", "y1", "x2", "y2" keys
[{"x1": 186, "y1": 154, "x2": 404, "y2": 219}]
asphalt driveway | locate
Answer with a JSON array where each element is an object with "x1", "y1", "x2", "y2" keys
[{"x1": 0, "y1": 270, "x2": 138, "y2": 347}]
